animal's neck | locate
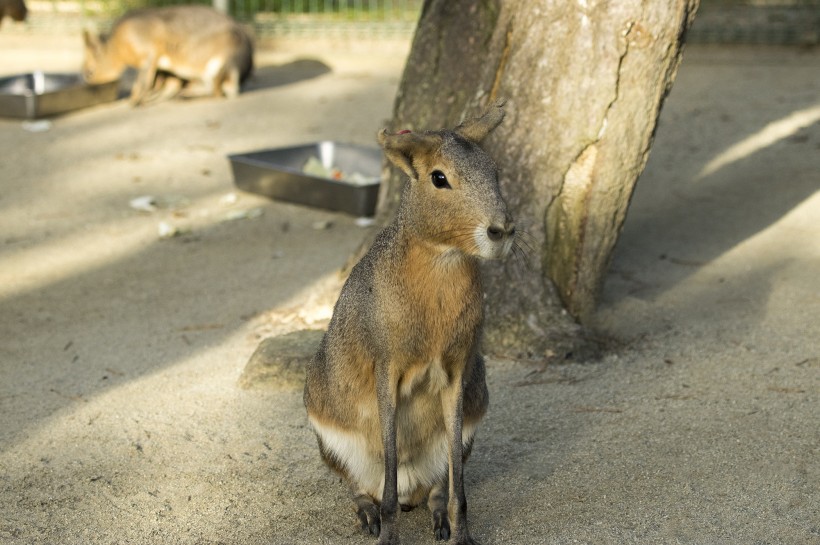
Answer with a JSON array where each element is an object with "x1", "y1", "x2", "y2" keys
[
  {"x1": 394, "y1": 214, "x2": 470, "y2": 262},
  {"x1": 398, "y1": 231, "x2": 480, "y2": 295},
  {"x1": 393, "y1": 231, "x2": 483, "y2": 366},
  {"x1": 413, "y1": 238, "x2": 470, "y2": 269}
]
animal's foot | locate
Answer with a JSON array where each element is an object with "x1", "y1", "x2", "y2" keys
[
  {"x1": 432, "y1": 509, "x2": 450, "y2": 541},
  {"x1": 355, "y1": 500, "x2": 381, "y2": 536}
]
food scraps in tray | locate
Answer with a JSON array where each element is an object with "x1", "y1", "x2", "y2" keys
[{"x1": 302, "y1": 156, "x2": 378, "y2": 186}]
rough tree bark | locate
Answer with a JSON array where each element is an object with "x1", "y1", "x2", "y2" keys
[{"x1": 372, "y1": 0, "x2": 699, "y2": 359}]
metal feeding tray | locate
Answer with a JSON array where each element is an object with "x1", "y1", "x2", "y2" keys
[
  {"x1": 229, "y1": 141, "x2": 382, "y2": 217},
  {"x1": 0, "y1": 72, "x2": 120, "y2": 119}
]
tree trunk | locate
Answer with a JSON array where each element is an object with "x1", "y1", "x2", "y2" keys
[{"x1": 373, "y1": 0, "x2": 699, "y2": 359}]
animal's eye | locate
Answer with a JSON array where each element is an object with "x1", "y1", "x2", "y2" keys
[{"x1": 431, "y1": 170, "x2": 451, "y2": 189}]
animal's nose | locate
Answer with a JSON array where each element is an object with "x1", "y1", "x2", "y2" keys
[
  {"x1": 487, "y1": 221, "x2": 515, "y2": 242},
  {"x1": 487, "y1": 225, "x2": 504, "y2": 241}
]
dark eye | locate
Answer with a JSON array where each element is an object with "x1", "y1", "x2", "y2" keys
[{"x1": 431, "y1": 170, "x2": 451, "y2": 189}]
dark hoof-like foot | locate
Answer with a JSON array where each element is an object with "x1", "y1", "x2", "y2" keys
[
  {"x1": 355, "y1": 501, "x2": 381, "y2": 536},
  {"x1": 433, "y1": 510, "x2": 450, "y2": 541}
]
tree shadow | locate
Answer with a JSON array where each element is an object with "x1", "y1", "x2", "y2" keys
[
  {"x1": 0, "y1": 51, "x2": 389, "y2": 452},
  {"x1": 0, "y1": 195, "x2": 361, "y2": 445},
  {"x1": 598, "y1": 46, "x2": 820, "y2": 334}
]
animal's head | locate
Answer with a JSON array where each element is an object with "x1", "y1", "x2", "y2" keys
[
  {"x1": 1, "y1": 0, "x2": 28, "y2": 23},
  {"x1": 379, "y1": 99, "x2": 515, "y2": 260},
  {"x1": 81, "y1": 30, "x2": 124, "y2": 84}
]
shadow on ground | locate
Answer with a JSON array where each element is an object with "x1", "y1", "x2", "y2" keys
[{"x1": 243, "y1": 59, "x2": 332, "y2": 92}]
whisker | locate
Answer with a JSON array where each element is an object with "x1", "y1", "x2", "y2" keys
[
  {"x1": 433, "y1": 228, "x2": 475, "y2": 239},
  {"x1": 516, "y1": 237, "x2": 535, "y2": 256},
  {"x1": 511, "y1": 229, "x2": 535, "y2": 253},
  {"x1": 432, "y1": 225, "x2": 537, "y2": 262},
  {"x1": 441, "y1": 235, "x2": 476, "y2": 246},
  {"x1": 516, "y1": 229, "x2": 537, "y2": 246},
  {"x1": 434, "y1": 228, "x2": 478, "y2": 246},
  {"x1": 512, "y1": 241, "x2": 532, "y2": 269}
]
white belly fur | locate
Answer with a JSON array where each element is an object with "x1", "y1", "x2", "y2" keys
[
  {"x1": 309, "y1": 415, "x2": 478, "y2": 503},
  {"x1": 155, "y1": 55, "x2": 223, "y2": 82}
]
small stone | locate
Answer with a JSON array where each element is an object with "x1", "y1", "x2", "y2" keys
[
  {"x1": 225, "y1": 208, "x2": 263, "y2": 221},
  {"x1": 130, "y1": 195, "x2": 158, "y2": 212},
  {"x1": 158, "y1": 221, "x2": 179, "y2": 239},
  {"x1": 238, "y1": 330, "x2": 325, "y2": 390},
  {"x1": 220, "y1": 192, "x2": 239, "y2": 206}
]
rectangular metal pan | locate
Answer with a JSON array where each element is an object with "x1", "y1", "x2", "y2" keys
[
  {"x1": 229, "y1": 141, "x2": 383, "y2": 217},
  {"x1": 0, "y1": 72, "x2": 120, "y2": 119}
]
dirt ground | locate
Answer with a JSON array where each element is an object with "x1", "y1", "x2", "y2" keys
[{"x1": 0, "y1": 33, "x2": 818, "y2": 545}]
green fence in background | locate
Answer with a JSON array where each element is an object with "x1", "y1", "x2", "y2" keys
[
  {"x1": 20, "y1": 0, "x2": 423, "y2": 37},
  {"x1": 236, "y1": 0, "x2": 423, "y2": 37},
  {"x1": 13, "y1": 0, "x2": 820, "y2": 44},
  {"x1": 691, "y1": 0, "x2": 820, "y2": 44}
]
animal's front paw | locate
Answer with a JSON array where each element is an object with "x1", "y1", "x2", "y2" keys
[
  {"x1": 432, "y1": 510, "x2": 450, "y2": 540},
  {"x1": 355, "y1": 501, "x2": 380, "y2": 536}
]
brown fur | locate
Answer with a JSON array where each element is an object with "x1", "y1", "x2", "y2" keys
[
  {"x1": 304, "y1": 100, "x2": 514, "y2": 545},
  {"x1": 82, "y1": 6, "x2": 253, "y2": 105},
  {"x1": 0, "y1": 0, "x2": 26, "y2": 25}
]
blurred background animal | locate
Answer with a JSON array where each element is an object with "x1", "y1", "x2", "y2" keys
[
  {"x1": 82, "y1": 5, "x2": 253, "y2": 105},
  {"x1": 0, "y1": 0, "x2": 27, "y2": 26}
]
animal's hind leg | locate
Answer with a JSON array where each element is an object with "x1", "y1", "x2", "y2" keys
[
  {"x1": 178, "y1": 79, "x2": 215, "y2": 99},
  {"x1": 219, "y1": 65, "x2": 241, "y2": 98},
  {"x1": 353, "y1": 490, "x2": 381, "y2": 537},
  {"x1": 131, "y1": 54, "x2": 159, "y2": 105},
  {"x1": 428, "y1": 479, "x2": 450, "y2": 541},
  {"x1": 142, "y1": 73, "x2": 183, "y2": 104}
]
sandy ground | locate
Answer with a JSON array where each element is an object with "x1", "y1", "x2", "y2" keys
[{"x1": 0, "y1": 34, "x2": 818, "y2": 545}]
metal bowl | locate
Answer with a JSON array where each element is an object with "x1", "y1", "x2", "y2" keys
[
  {"x1": 0, "y1": 72, "x2": 120, "y2": 119},
  {"x1": 229, "y1": 141, "x2": 383, "y2": 217}
]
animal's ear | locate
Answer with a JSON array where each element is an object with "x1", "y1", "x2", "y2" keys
[
  {"x1": 378, "y1": 129, "x2": 438, "y2": 181},
  {"x1": 82, "y1": 29, "x2": 100, "y2": 51},
  {"x1": 454, "y1": 98, "x2": 506, "y2": 143}
]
